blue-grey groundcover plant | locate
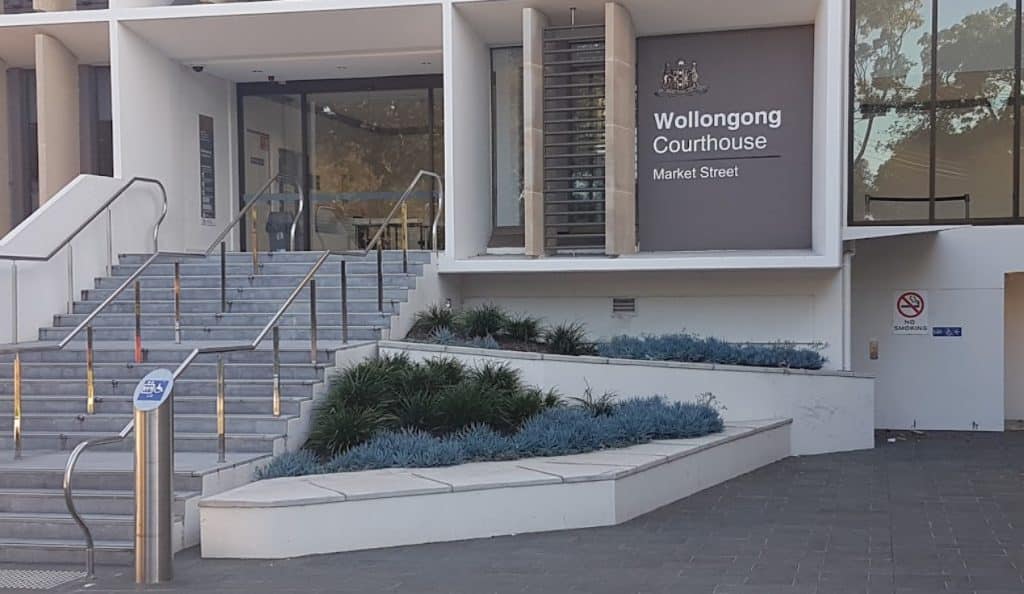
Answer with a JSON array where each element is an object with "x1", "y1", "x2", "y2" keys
[
  {"x1": 597, "y1": 333, "x2": 826, "y2": 370},
  {"x1": 257, "y1": 396, "x2": 724, "y2": 479}
]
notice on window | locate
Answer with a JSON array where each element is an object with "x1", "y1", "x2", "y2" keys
[{"x1": 199, "y1": 114, "x2": 216, "y2": 225}]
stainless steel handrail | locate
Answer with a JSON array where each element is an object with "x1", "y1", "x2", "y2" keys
[
  {"x1": 2, "y1": 177, "x2": 168, "y2": 343},
  {"x1": 0, "y1": 177, "x2": 168, "y2": 262},
  {"x1": 63, "y1": 419, "x2": 135, "y2": 578},
  {"x1": 205, "y1": 172, "x2": 305, "y2": 256}
]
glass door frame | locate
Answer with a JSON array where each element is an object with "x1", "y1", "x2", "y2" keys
[{"x1": 236, "y1": 74, "x2": 444, "y2": 251}]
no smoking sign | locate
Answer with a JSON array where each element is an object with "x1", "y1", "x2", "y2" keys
[{"x1": 893, "y1": 290, "x2": 929, "y2": 335}]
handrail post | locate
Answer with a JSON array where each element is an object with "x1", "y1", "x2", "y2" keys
[
  {"x1": 272, "y1": 326, "x2": 281, "y2": 417},
  {"x1": 173, "y1": 261, "x2": 182, "y2": 344},
  {"x1": 217, "y1": 355, "x2": 226, "y2": 463},
  {"x1": 250, "y1": 207, "x2": 259, "y2": 276},
  {"x1": 340, "y1": 260, "x2": 349, "y2": 344},
  {"x1": 10, "y1": 261, "x2": 17, "y2": 343},
  {"x1": 376, "y1": 243, "x2": 384, "y2": 313},
  {"x1": 309, "y1": 278, "x2": 318, "y2": 364},
  {"x1": 67, "y1": 245, "x2": 75, "y2": 315},
  {"x1": 13, "y1": 352, "x2": 22, "y2": 460},
  {"x1": 106, "y1": 207, "x2": 113, "y2": 276},
  {"x1": 86, "y1": 325, "x2": 95, "y2": 414},
  {"x1": 401, "y1": 202, "x2": 409, "y2": 274},
  {"x1": 134, "y1": 280, "x2": 143, "y2": 364},
  {"x1": 220, "y1": 242, "x2": 227, "y2": 313}
]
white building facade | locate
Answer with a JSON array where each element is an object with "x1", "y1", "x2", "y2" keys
[{"x1": 0, "y1": 0, "x2": 1019, "y2": 433}]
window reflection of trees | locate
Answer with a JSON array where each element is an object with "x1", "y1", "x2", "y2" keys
[{"x1": 852, "y1": 0, "x2": 1016, "y2": 223}]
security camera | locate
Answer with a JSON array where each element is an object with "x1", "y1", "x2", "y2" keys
[
  {"x1": 267, "y1": 75, "x2": 276, "y2": 82},
  {"x1": 191, "y1": 65, "x2": 205, "y2": 73}
]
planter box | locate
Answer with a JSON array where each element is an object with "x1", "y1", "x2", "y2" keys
[
  {"x1": 380, "y1": 341, "x2": 874, "y2": 455},
  {"x1": 200, "y1": 419, "x2": 790, "y2": 559}
]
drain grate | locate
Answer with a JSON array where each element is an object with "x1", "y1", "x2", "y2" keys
[{"x1": 0, "y1": 569, "x2": 86, "y2": 590}]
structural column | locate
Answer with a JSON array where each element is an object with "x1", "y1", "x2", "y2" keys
[
  {"x1": 523, "y1": 7, "x2": 548, "y2": 257},
  {"x1": 0, "y1": 59, "x2": 11, "y2": 236},
  {"x1": 604, "y1": 2, "x2": 637, "y2": 255},
  {"x1": 35, "y1": 33, "x2": 81, "y2": 203}
]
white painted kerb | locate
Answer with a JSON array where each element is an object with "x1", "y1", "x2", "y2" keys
[{"x1": 199, "y1": 419, "x2": 790, "y2": 559}]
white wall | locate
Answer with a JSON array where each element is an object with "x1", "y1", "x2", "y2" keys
[
  {"x1": 112, "y1": 22, "x2": 236, "y2": 253},
  {"x1": 0, "y1": 175, "x2": 163, "y2": 342},
  {"x1": 442, "y1": 3, "x2": 492, "y2": 261},
  {"x1": 1005, "y1": 273, "x2": 1024, "y2": 420},
  {"x1": 453, "y1": 267, "x2": 847, "y2": 369},
  {"x1": 382, "y1": 343, "x2": 874, "y2": 455},
  {"x1": 851, "y1": 227, "x2": 1024, "y2": 431}
]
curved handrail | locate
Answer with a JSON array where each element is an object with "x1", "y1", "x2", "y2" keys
[
  {"x1": 430, "y1": 174, "x2": 445, "y2": 254},
  {"x1": 204, "y1": 173, "x2": 305, "y2": 256},
  {"x1": 63, "y1": 419, "x2": 135, "y2": 578},
  {"x1": 0, "y1": 177, "x2": 167, "y2": 261}
]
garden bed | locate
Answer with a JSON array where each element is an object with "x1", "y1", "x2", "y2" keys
[{"x1": 200, "y1": 418, "x2": 791, "y2": 558}]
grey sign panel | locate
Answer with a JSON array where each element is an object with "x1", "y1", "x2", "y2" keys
[{"x1": 636, "y1": 26, "x2": 814, "y2": 251}]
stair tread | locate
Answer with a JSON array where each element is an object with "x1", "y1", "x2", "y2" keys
[
  {"x1": 0, "y1": 511, "x2": 134, "y2": 523},
  {"x1": 0, "y1": 537, "x2": 133, "y2": 550},
  {"x1": 0, "y1": 488, "x2": 199, "y2": 499}
]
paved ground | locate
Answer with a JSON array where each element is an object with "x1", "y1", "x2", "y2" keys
[{"x1": 16, "y1": 431, "x2": 1024, "y2": 593}]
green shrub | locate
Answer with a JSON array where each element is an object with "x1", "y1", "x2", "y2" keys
[
  {"x1": 503, "y1": 314, "x2": 544, "y2": 343},
  {"x1": 307, "y1": 403, "x2": 395, "y2": 457},
  {"x1": 435, "y1": 381, "x2": 504, "y2": 433},
  {"x1": 422, "y1": 356, "x2": 466, "y2": 386},
  {"x1": 457, "y1": 303, "x2": 508, "y2": 338},
  {"x1": 412, "y1": 304, "x2": 457, "y2": 337},
  {"x1": 545, "y1": 321, "x2": 595, "y2": 356},
  {"x1": 467, "y1": 361, "x2": 523, "y2": 395},
  {"x1": 570, "y1": 386, "x2": 617, "y2": 416},
  {"x1": 325, "y1": 355, "x2": 407, "y2": 409},
  {"x1": 393, "y1": 390, "x2": 444, "y2": 432},
  {"x1": 499, "y1": 389, "x2": 547, "y2": 432}
]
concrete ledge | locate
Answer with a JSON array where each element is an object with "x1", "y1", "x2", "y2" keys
[
  {"x1": 381, "y1": 342, "x2": 875, "y2": 455},
  {"x1": 198, "y1": 419, "x2": 790, "y2": 559}
]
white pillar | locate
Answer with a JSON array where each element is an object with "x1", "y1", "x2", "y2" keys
[
  {"x1": 522, "y1": 7, "x2": 548, "y2": 257},
  {"x1": 35, "y1": 33, "x2": 81, "y2": 203},
  {"x1": 0, "y1": 60, "x2": 11, "y2": 236},
  {"x1": 604, "y1": 2, "x2": 637, "y2": 255}
]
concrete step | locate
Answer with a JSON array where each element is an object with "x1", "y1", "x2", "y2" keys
[
  {"x1": 39, "y1": 326, "x2": 381, "y2": 342},
  {"x1": 110, "y1": 261, "x2": 422, "y2": 277},
  {"x1": 73, "y1": 299, "x2": 397, "y2": 315},
  {"x1": 0, "y1": 394, "x2": 306, "y2": 416},
  {"x1": 0, "y1": 378, "x2": 317, "y2": 397},
  {"x1": 0, "y1": 488, "x2": 194, "y2": 515},
  {"x1": 1, "y1": 362, "x2": 325, "y2": 381},
  {"x1": 0, "y1": 537, "x2": 134, "y2": 566},
  {"x1": 0, "y1": 512, "x2": 137, "y2": 543},
  {"x1": 1, "y1": 413, "x2": 294, "y2": 435},
  {"x1": 1, "y1": 431, "x2": 281, "y2": 453},
  {"x1": 117, "y1": 251, "x2": 432, "y2": 266},
  {"x1": 1, "y1": 348, "x2": 335, "y2": 365},
  {"x1": 92, "y1": 273, "x2": 417, "y2": 290},
  {"x1": 52, "y1": 311, "x2": 392, "y2": 329},
  {"x1": 82, "y1": 285, "x2": 411, "y2": 303}
]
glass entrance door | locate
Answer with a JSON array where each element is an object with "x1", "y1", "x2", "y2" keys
[
  {"x1": 240, "y1": 94, "x2": 306, "y2": 252},
  {"x1": 238, "y1": 77, "x2": 443, "y2": 252},
  {"x1": 308, "y1": 88, "x2": 439, "y2": 251}
]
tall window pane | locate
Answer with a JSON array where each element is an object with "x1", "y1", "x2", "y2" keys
[
  {"x1": 491, "y1": 47, "x2": 524, "y2": 229},
  {"x1": 852, "y1": 0, "x2": 932, "y2": 222},
  {"x1": 934, "y1": 0, "x2": 1015, "y2": 220}
]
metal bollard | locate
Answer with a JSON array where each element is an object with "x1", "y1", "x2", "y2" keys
[
  {"x1": 340, "y1": 260, "x2": 349, "y2": 344},
  {"x1": 134, "y1": 392, "x2": 173, "y2": 584}
]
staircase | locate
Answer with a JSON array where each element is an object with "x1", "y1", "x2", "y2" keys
[{"x1": 0, "y1": 249, "x2": 428, "y2": 566}]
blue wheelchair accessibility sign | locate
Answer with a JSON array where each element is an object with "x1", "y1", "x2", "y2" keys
[{"x1": 133, "y1": 369, "x2": 174, "y2": 412}]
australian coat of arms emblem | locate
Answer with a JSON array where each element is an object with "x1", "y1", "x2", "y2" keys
[{"x1": 656, "y1": 59, "x2": 708, "y2": 96}]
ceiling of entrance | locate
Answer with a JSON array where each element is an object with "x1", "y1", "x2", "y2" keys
[{"x1": 122, "y1": 4, "x2": 442, "y2": 83}]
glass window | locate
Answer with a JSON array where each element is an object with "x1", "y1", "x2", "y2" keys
[
  {"x1": 491, "y1": 47, "x2": 525, "y2": 229},
  {"x1": 850, "y1": 0, "x2": 1021, "y2": 224}
]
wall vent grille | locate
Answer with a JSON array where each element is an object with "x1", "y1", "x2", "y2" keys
[{"x1": 612, "y1": 297, "x2": 636, "y2": 314}]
